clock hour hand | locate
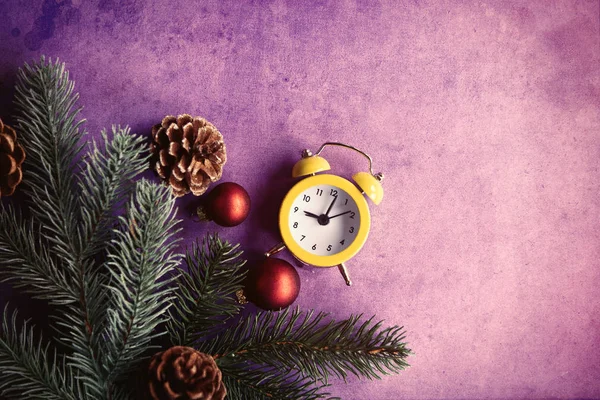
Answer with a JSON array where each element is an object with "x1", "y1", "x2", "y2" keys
[
  {"x1": 328, "y1": 210, "x2": 351, "y2": 219},
  {"x1": 303, "y1": 211, "x2": 320, "y2": 219}
]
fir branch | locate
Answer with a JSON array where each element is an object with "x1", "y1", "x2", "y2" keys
[
  {"x1": 67, "y1": 127, "x2": 149, "y2": 397},
  {"x1": 63, "y1": 127, "x2": 149, "y2": 399},
  {"x1": 167, "y1": 234, "x2": 246, "y2": 347},
  {"x1": 57, "y1": 274, "x2": 108, "y2": 399},
  {"x1": 13, "y1": 56, "x2": 86, "y2": 261},
  {"x1": 102, "y1": 179, "x2": 182, "y2": 388},
  {"x1": 0, "y1": 206, "x2": 77, "y2": 305},
  {"x1": 0, "y1": 306, "x2": 78, "y2": 400},
  {"x1": 11, "y1": 58, "x2": 154, "y2": 399},
  {"x1": 204, "y1": 307, "x2": 411, "y2": 384},
  {"x1": 12, "y1": 57, "x2": 108, "y2": 398},
  {"x1": 220, "y1": 364, "x2": 336, "y2": 400},
  {"x1": 78, "y1": 126, "x2": 149, "y2": 260}
]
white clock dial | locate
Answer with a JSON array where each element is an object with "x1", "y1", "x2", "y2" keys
[{"x1": 287, "y1": 184, "x2": 360, "y2": 256}]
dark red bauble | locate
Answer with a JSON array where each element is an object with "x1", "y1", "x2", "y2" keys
[
  {"x1": 246, "y1": 258, "x2": 301, "y2": 310},
  {"x1": 200, "y1": 182, "x2": 251, "y2": 227}
]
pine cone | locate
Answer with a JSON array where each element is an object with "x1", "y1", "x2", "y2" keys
[
  {"x1": 148, "y1": 346, "x2": 226, "y2": 400},
  {"x1": 0, "y1": 119, "x2": 26, "y2": 197},
  {"x1": 150, "y1": 115, "x2": 227, "y2": 197}
]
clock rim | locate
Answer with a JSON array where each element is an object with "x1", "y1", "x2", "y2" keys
[{"x1": 279, "y1": 174, "x2": 371, "y2": 267}]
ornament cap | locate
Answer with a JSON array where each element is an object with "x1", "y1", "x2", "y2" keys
[
  {"x1": 352, "y1": 171, "x2": 384, "y2": 205},
  {"x1": 292, "y1": 155, "x2": 331, "y2": 177},
  {"x1": 195, "y1": 205, "x2": 212, "y2": 222}
]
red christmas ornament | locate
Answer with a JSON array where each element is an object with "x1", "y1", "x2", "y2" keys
[
  {"x1": 196, "y1": 182, "x2": 251, "y2": 227},
  {"x1": 246, "y1": 258, "x2": 300, "y2": 310}
]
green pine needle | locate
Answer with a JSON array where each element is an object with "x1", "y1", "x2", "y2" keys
[
  {"x1": 0, "y1": 306, "x2": 79, "y2": 400},
  {"x1": 220, "y1": 364, "x2": 337, "y2": 400},
  {"x1": 12, "y1": 56, "x2": 106, "y2": 398},
  {"x1": 204, "y1": 307, "x2": 411, "y2": 384},
  {"x1": 0, "y1": 207, "x2": 77, "y2": 305},
  {"x1": 167, "y1": 234, "x2": 246, "y2": 347},
  {"x1": 78, "y1": 125, "x2": 150, "y2": 259},
  {"x1": 102, "y1": 179, "x2": 181, "y2": 383},
  {"x1": 13, "y1": 56, "x2": 85, "y2": 261},
  {"x1": 2, "y1": 57, "x2": 184, "y2": 400}
]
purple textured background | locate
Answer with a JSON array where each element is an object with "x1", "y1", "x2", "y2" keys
[{"x1": 1, "y1": 1, "x2": 600, "y2": 399}]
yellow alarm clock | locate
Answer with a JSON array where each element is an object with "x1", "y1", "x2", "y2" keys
[{"x1": 265, "y1": 142, "x2": 383, "y2": 286}]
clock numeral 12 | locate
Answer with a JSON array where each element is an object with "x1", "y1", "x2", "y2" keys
[{"x1": 330, "y1": 189, "x2": 338, "y2": 197}]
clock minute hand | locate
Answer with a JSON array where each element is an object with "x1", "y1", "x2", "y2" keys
[
  {"x1": 325, "y1": 195, "x2": 338, "y2": 216},
  {"x1": 328, "y1": 210, "x2": 351, "y2": 219}
]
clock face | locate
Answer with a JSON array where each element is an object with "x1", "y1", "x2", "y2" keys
[
  {"x1": 279, "y1": 174, "x2": 371, "y2": 267},
  {"x1": 287, "y1": 184, "x2": 361, "y2": 256}
]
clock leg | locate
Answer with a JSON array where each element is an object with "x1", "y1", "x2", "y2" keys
[
  {"x1": 290, "y1": 254, "x2": 310, "y2": 268},
  {"x1": 337, "y1": 263, "x2": 352, "y2": 286},
  {"x1": 265, "y1": 242, "x2": 286, "y2": 257}
]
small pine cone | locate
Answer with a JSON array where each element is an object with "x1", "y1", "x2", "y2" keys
[
  {"x1": 150, "y1": 115, "x2": 227, "y2": 197},
  {"x1": 148, "y1": 346, "x2": 226, "y2": 400},
  {"x1": 0, "y1": 119, "x2": 26, "y2": 197}
]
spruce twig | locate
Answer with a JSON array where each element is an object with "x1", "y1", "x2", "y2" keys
[
  {"x1": 78, "y1": 126, "x2": 149, "y2": 260},
  {"x1": 73, "y1": 126, "x2": 150, "y2": 393},
  {"x1": 203, "y1": 307, "x2": 411, "y2": 384},
  {"x1": 220, "y1": 364, "x2": 336, "y2": 400},
  {"x1": 166, "y1": 234, "x2": 246, "y2": 347},
  {"x1": 0, "y1": 207, "x2": 77, "y2": 305},
  {"x1": 0, "y1": 306, "x2": 78, "y2": 400},
  {"x1": 13, "y1": 56, "x2": 85, "y2": 263},
  {"x1": 2, "y1": 57, "x2": 183, "y2": 400},
  {"x1": 103, "y1": 180, "x2": 181, "y2": 386},
  {"x1": 13, "y1": 56, "x2": 105, "y2": 398}
]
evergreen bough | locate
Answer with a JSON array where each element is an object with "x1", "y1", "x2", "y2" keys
[{"x1": 0, "y1": 57, "x2": 411, "y2": 400}]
